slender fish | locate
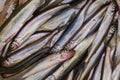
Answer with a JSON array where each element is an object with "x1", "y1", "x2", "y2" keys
[
  {"x1": 0, "y1": 0, "x2": 46, "y2": 55},
  {"x1": 102, "y1": 47, "x2": 112, "y2": 80},
  {"x1": 85, "y1": 0, "x2": 111, "y2": 21},
  {"x1": 10, "y1": 4, "x2": 69, "y2": 50},
  {"x1": 112, "y1": 61, "x2": 120, "y2": 80},
  {"x1": 79, "y1": 25, "x2": 116, "y2": 80},
  {"x1": 51, "y1": 0, "x2": 92, "y2": 53},
  {"x1": 66, "y1": 7, "x2": 106, "y2": 49},
  {"x1": 85, "y1": 3, "x2": 116, "y2": 63},
  {"x1": 92, "y1": 54, "x2": 105, "y2": 80}
]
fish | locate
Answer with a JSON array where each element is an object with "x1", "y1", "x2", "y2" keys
[
  {"x1": 2, "y1": 30, "x2": 61, "y2": 68},
  {"x1": 39, "y1": 0, "x2": 64, "y2": 12},
  {"x1": 0, "y1": 0, "x2": 6, "y2": 13},
  {"x1": 74, "y1": 62, "x2": 85, "y2": 80},
  {"x1": 85, "y1": 0, "x2": 111, "y2": 21},
  {"x1": 51, "y1": 0, "x2": 92, "y2": 53},
  {"x1": 112, "y1": 61, "x2": 120, "y2": 80},
  {"x1": 87, "y1": 68, "x2": 95, "y2": 80},
  {"x1": 0, "y1": 0, "x2": 46, "y2": 55},
  {"x1": 85, "y1": 3, "x2": 116, "y2": 63},
  {"x1": 19, "y1": 50, "x2": 74, "y2": 79},
  {"x1": 66, "y1": 70, "x2": 74, "y2": 80},
  {"x1": 102, "y1": 47, "x2": 112, "y2": 80},
  {"x1": 36, "y1": 5, "x2": 79, "y2": 32},
  {"x1": 66, "y1": 6, "x2": 106, "y2": 50},
  {"x1": 0, "y1": 0, "x2": 17, "y2": 27},
  {"x1": 46, "y1": 32, "x2": 96, "y2": 80},
  {"x1": 45, "y1": 9, "x2": 104, "y2": 79},
  {"x1": 79, "y1": 24, "x2": 116, "y2": 80},
  {"x1": 10, "y1": 32, "x2": 50, "y2": 52},
  {"x1": 22, "y1": 64, "x2": 58, "y2": 80},
  {"x1": 92, "y1": 54, "x2": 105, "y2": 80},
  {"x1": 61, "y1": 0, "x2": 76, "y2": 4},
  {"x1": 114, "y1": 8, "x2": 120, "y2": 67},
  {"x1": 10, "y1": 4, "x2": 69, "y2": 50}
]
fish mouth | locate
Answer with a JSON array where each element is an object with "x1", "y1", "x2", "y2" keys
[
  {"x1": 10, "y1": 41, "x2": 20, "y2": 50},
  {"x1": 61, "y1": 50, "x2": 75, "y2": 60}
]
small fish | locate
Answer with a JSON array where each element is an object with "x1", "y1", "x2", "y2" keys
[
  {"x1": 46, "y1": 33, "x2": 96, "y2": 80},
  {"x1": 61, "y1": 0, "x2": 76, "y2": 4},
  {"x1": 37, "y1": 6, "x2": 79, "y2": 32},
  {"x1": 11, "y1": 32, "x2": 49, "y2": 52},
  {"x1": 114, "y1": 9, "x2": 120, "y2": 67},
  {"x1": 66, "y1": 70, "x2": 74, "y2": 80},
  {"x1": 2, "y1": 30, "x2": 60, "y2": 67},
  {"x1": 112, "y1": 61, "x2": 120, "y2": 80},
  {"x1": 20, "y1": 50, "x2": 74, "y2": 79},
  {"x1": 102, "y1": 47, "x2": 112, "y2": 80},
  {"x1": 85, "y1": 3, "x2": 116, "y2": 63},
  {"x1": 66, "y1": 6, "x2": 106, "y2": 49},
  {"x1": 0, "y1": 0, "x2": 17, "y2": 27},
  {"x1": 22, "y1": 64, "x2": 58, "y2": 80},
  {"x1": 74, "y1": 62, "x2": 85, "y2": 80},
  {"x1": 51, "y1": 0, "x2": 92, "y2": 53},
  {"x1": 79, "y1": 25, "x2": 116, "y2": 80},
  {"x1": 92, "y1": 54, "x2": 105, "y2": 80},
  {"x1": 85, "y1": 0, "x2": 111, "y2": 21},
  {"x1": 0, "y1": 0, "x2": 46, "y2": 55},
  {"x1": 39, "y1": 0, "x2": 64, "y2": 12},
  {"x1": 87, "y1": 68, "x2": 95, "y2": 80},
  {"x1": 10, "y1": 4, "x2": 69, "y2": 50}
]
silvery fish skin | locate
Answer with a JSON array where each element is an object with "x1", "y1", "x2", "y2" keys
[
  {"x1": 22, "y1": 64, "x2": 58, "y2": 80},
  {"x1": 92, "y1": 54, "x2": 105, "y2": 80},
  {"x1": 85, "y1": 3, "x2": 116, "y2": 63},
  {"x1": 0, "y1": 0, "x2": 17, "y2": 27},
  {"x1": 73, "y1": 62, "x2": 85, "y2": 80},
  {"x1": 2, "y1": 30, "x2": 59, "y2": 67},
  {"x1": 48, "y1": 14, "x2": 103, "y2": 79},
  {"x1": 3, "y1": 23, "x2": 69, "y2": 67},
  {"x1": 2, "y1": 32, "x2": 49, "y2": 58},
  {"x1": 46, "y1": 33, "x2": 96, "y2": 80},
  {"x1": 37, "y1": 6, "x2": 79, "y2": 32},
  {"x1": 20, "y1": 50, "x2": 74, "y2": 79},
  {"x1": 66, "y1": 70, "x2": 74, "y2": 80},
  {"x1": 45, "y1": 61, "x2": 69, "y2": 80},
  {"x1": 85, "y1": 0, "x2": 111, "y2": 21},
  {"x1": 1, "y1": 48, "x2": 50, "y2": 78},
  {"x1": 66, "y1": 6, "x2": 107, "y2": 49},
  {"x1": 114, "y1": 11, "x2": 120, "y2": 66},
  {"x1": 0, "y1": 0, "x2": 46, "y2": 55},
  {"x1": 108, "y1": 32, "x2": 117, "y2": 68},
  {"x1": 1, "y1": 26, "x2": 69, "y2": 73},
  {"x1": 40, "y1": 0, "x2": 64, "y2": 12},
  {"x1": 51, "y1": 0, "x2": 92, "y2": 53},
  {"x1": 11, "y1": 32, "x2": 49, "y2": 51},
  {"x1": 0, "y1": 48, "x2": 49, "y2": 76},
  {"x1": 0, "y1": 0, "x2": 6, "y2": 13},
  {"x1": 61, "y1": 0, "x2": 76, "y2": 4},
  {"x1": 87, "y1": 68, "x2": 94, "y2": 80},
  {"x1": 112, "y1": 62, "x2": 120, "y2": 80},
  {"x1": 102, "y1": 47, "x2": 112, "y2": 80},
  {"x1": 10, "y1": 4, "x2": 69, "y2": 50},
  {"x1": 79, "y1": 25, "x2": 116, "y2": 80}
]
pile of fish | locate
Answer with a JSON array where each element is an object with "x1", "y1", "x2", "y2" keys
[{"x1": 0, "y1": 0, "x2": 120, "y2": 80}]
